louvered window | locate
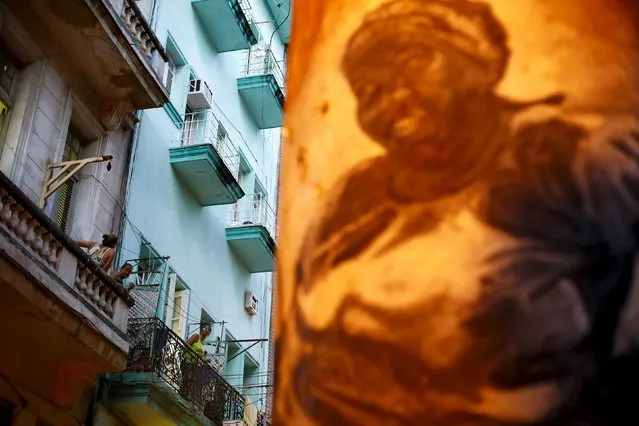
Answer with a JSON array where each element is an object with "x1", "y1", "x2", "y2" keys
[
  {"x1": 54, "y1": 130, "x2": 82, "y2": 231},
  {"x1": 163, "y1": 59, "x2": 175, "y2": 95}
]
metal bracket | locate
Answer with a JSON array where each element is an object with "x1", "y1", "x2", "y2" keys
[
  {"x1": 37, "y1": 155, "x2": 113, "y2": 209},
  {"x1": 226, "y1": 338, "x2": 269, "y2": 362}
]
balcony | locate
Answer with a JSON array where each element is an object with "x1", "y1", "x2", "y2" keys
[
  {"x1": 192, "y1": 0, "x2": 258, "y2": 53},
  {"x1": 264, "y1": 0, "x2": 292, "y2": 44},
  {"x1": 170, "y1": 112, "x2": 245, "y2": 206},
  {"x1": 105, "y1": 317, "x2": 244, "y2": 426},
  {"x1": 226, "y1": 195, "x2": 276, "y2": 273},
  {"x1": 0, "y1": 172, "x2": 134, "y2": 410},
  {"x1": 4, "y1": 0, "x2": 168, "y2": 128},
  {"x1": 237, "y1": 48, "x2": 285, "y2": 129}
]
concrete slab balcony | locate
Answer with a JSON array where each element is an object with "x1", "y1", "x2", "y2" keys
[
  {"x1": 263, "y1": 0, "x2": 291, "y2": 44},
  {"x1": 169, "y1": 112, "x2": 245, "y2": 206},
  {"x1": 191, "y1": 0, "x2": 258, "y2": 52},
  {"x1": 2, "y1": 0, "x2": 169, "y2": 129},
  {"x1": 237, "y1": 48, "x2": 285, "y2": 129},
  {"x1": 105, "y1": 317, "x2": 245, "y2": 426},
  {"x1": 226, "y1": 195, "x2": 276, "y2": 273},
  {"x1": 0, "y1": 171, "x2": 134, "y2": 411}
]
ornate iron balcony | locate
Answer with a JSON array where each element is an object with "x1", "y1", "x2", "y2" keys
[{"x1": 126, "y1": 317, "x2": 245, "y2": 425}]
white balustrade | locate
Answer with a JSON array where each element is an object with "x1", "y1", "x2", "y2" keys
[
  {"x1": 0, "y1": 185, "x2": 131, "y2": 330},
  {"x1": 227, "y1": 194, "x2": 277, "y2": 240},
  {"x1": 176, "y1": 112, "x2": 242, "y2": 178}
]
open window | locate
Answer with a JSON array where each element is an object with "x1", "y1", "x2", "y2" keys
[
  {"x1": 224, "y1": 332, "x2": 243, "y2": 387},
  {"x1": 164, "y1": 33, "x2": 188, "y2": 107},
  {"x1": 243, "y1": 354, "x2": 260, "y2": 404},
  {"x1": 52, "y1": 128, "x2": 83, "y2": 231},
  {"x1": 164, "y1": 271, "x2": 190, "y2": 338}
]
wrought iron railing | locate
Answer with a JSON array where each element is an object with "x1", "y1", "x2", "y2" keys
[
  {"x1": 175, "y1": 112, "x2": 242, "y2": 178},
  {"x1": 227, "y1": 194, "x2": 277, "y2": 241},
  {"x1": 241, "y1": 47, "x2": 286, "y2": 93},
  {"x1": 126, "y1": 317, "x2": 244, "y2": 425}
]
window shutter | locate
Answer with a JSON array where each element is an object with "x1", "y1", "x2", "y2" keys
[
  {"x1": 55, "y1": 180, "x2": 75, "y2": 231},
  {"x1": 163, "y1": 61, "x2": 175, "y2": 94}
]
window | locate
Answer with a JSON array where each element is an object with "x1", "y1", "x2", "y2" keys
[
  {"x1": 164, "y1": 33, "x2": 188, "y2": 103},
  {"x1": 162, "y1": 58, "x2": 175, "y2": 95},
  {"x1": 0, "y1": 46, "x2": 17, "y2": 157},
  {"x1": 167, "y1": 272, "x2": 189, "y2": 338},
  {"x1": 243, "y1": 356, "x2": 260, "y2": 403},
  {"x1": 0, "y1": 48, "x2": 17, "y2": 98},
  {"x1": 138, "y1": 240, "x2": 164, "y2": 282},
  {"x1": 53, "y1": 128, "x2": 82, "y2": 231},
  {"x1": 217, "y1": 122, "x2": 227, "y2": 144},
  {"x1": 234, "y1": 161, "x2": 252, "y2": 223}
]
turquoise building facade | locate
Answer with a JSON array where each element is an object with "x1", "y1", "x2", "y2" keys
[{"x1": 99, "y1": 0, "x2": 289, "y2": 424}]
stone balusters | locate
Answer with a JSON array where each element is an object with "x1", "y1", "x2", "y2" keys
[
  {"x1": 0, "y1": 187, "x2": 127, "y2": 325},
  {"x1": 0, "y1": 189, "x2": 62, "y2": 268},
  {"x1": 75, "y1": 263, "x2": 118, "y2": 318},
  {"x1": 122, "y1": 0, "x2": 156, "y2": 58}
]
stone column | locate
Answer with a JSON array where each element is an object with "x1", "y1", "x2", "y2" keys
[{"x1": 276, "y1": 0, "x2": 639, "y2": 425}]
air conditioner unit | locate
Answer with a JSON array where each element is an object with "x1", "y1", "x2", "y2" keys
[
  {"x1": 187, "y1": 78, "x2": 213, "y2": 110},
  {"x1": 244, "y1": 291, "x2": 259, "y2": 316}
]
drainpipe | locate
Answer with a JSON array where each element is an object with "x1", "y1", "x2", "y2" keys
[
  {"x1": 265, "y1": 130, "x2": 283, "y2": 422},
  {"x1": 115, "y1": 110, "x2": 144, "y2": 268}
]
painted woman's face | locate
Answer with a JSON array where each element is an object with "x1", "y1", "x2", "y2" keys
[{"x1": 350, "y1": 49, "x2": 453, "y2": 155}]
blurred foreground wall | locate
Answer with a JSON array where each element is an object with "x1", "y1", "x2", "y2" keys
[{"x1": 276, "y1": 0, "x2": 639, "y2": 424}]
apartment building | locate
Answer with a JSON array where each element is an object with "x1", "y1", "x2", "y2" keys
[
  {"x1": 93, "y1": 0, "x2": 289, "y2": 425},
  {"x1": 0, "y1": 0, "x2": 169, "y2": 424}
]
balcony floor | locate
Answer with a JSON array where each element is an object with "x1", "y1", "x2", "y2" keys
[
  {"x1": 265, "y1": 0, "x2": 291, "y2": 44},
  {"x1": 105, "y1": 373, "x2": 211, "y2": 426},
  {"x1": 0, "y1": 232, "x2": 128, "y2": 412},
  {"x1": 5, "y1": 0, "x2": 167, "y2": 111},
  {"x1": 170, "y1": 144, "x2": 245, "y2": 206},
  {"x1": 226, "y1": 225, "x2": 276, "y2": 272},
  {"x1": 237, "y1": 75, "x2": 284, "y2": 129},
  {"x1": 191, "y1": 0, "x2": 257, "y2": 52}
]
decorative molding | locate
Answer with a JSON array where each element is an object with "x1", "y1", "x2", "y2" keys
[
  {"x1": 163, "y1": 102, "x2": 183, "y2": 129},
  {"x1": 100, "y1": 99, "x2": 137, "y2": 131},
  {"x1": 11, "y1": 60, "x2": 46, "y2": 185}
]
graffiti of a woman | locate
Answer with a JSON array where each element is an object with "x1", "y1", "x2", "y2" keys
[{"x1": 286, "y1": 0, "x2": 639, "y2": 425}]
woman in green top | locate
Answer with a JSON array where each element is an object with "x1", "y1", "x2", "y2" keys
[
  {"x1": 181, "y1": 324, "x2": 212, "y2": 399},
  {"x1": 186, "y1": 324, "x2": 212, "y2": 362}
]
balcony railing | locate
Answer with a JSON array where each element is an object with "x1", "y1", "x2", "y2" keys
[
  {"x1": 121, "y1": 0, "x2": 168, "y2": 62},
  {"x1": 238, "y1": 0, "x2": 258, "y2": 30},
  {"x1": 0, "y1": 172, "x2": 133, "y2": 331},
  {"x1": 175, "y1": 112, "x2": 242, "y2": 178},
  {"x1": 126, "y1": 317, "x2": 244, "y2": 425},
  {"x1": 227, "y1": 194, "x2": 277, "y2": 240},
  {"x1": 241, "y1": 47, "x2": 286, "y2": 93}
]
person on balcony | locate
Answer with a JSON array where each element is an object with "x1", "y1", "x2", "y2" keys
[
  {"x1": 110, "y1": 263, "x2": 134, "y2": 290},
  {"x1": 180, "y1": 323, "x2": 212, "y2": 400},
  {"x1": 76, "y1": 233, "x2": 118, "y2": 271}
]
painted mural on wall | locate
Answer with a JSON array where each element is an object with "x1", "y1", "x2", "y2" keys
[{"x1": 277, "y1": 0, "x2": 639, "y2": 425}]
